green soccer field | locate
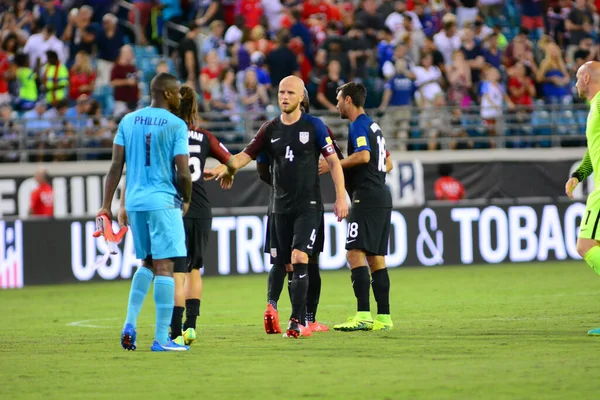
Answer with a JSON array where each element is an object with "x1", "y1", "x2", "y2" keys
[{"x1": 2, "y1": 261, "x2": 600, "y2": 400}]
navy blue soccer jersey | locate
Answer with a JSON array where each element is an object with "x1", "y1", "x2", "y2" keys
[{"x1": 346, "y1": 114, "x2": 392, "y2": 208}]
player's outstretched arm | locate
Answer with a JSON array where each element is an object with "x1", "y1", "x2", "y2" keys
[
  {"x1": 567, "y1": 149, "x2": 592, "y2": 199},
  {"x1": 174, "y1": 154, "x2": 192, "y2": 215},
  {"x1": 325, "y1": 153, "x2": 349, "y2": 221},
  {"x1": 98, "y1": 144, "x2": 125, "y2": 219}
]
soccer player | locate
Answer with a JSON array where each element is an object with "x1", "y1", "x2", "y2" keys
[
  {"x1": 566, "y1": 61, "x2": 600, "y2": 336},
  {"x1": 97, "y1": 73, "x2": 192, "y2": 352},
  {"x1": 329, "y1": 82, "x2": 394, "y2": 332},
  {"x1": 207, "y1": 75, "x2": 348, "y2": 338},
  {"x1": 172, "y1": 85, "x2": 233, "y2": 344},
  {"x1": 117, "y1": 86, "x2": 233, "y2": 346},
  {"x1": 258, "y1": 88, "x2": 340, "y2": 334}
]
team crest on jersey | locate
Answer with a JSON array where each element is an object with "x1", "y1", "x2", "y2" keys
[
  {"x1": 270, "y1": 248, "x2": 278, "y2": 258},
  {"x1": 299, "y1": 131, "x2": 309, "y2": 144}
]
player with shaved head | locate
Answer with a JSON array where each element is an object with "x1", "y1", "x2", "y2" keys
[
  {"x1": 567, "y1": 61, "x2": 600, "y2": 336},
  {"x1": 206, "y1": 75, "x2": 348, "y2": 338}
]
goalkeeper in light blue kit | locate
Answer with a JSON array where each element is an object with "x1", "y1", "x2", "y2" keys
[{"x1": 97, "y1": 73, "x2": 192, "y2": 352}]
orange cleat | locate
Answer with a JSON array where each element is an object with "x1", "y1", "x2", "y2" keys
[
  {"x1": 308, "y1": 321, "x2": 329, "y2": 332},
  {"x1": 284, "y1": 318, "x2": 312, "y2": 338},
  {"x1": 299, "y1": 323, "x2": 313, "y2": 337},
  {"x1": 264, "y1": 304, "x2": 281, "y2": 334}
]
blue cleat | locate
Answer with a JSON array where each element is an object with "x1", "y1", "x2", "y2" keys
[
  {"x1": 121, "y1": 323, "x2": 137, "y2": 351},
  {"x1": 150, "y1": 339, "x2": 190, "y2": 352},
  {"x1": 588, "y1": 328, "x2": 600, "y2": 336}
]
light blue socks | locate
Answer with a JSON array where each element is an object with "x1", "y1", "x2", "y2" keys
[
  {"x1": 153, "y1": 276, "x2": 175, "y2": 344},
  {"x1": 124, "y1": 267, "x2": 154, "y2": 328}
]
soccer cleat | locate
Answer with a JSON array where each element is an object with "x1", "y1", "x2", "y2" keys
[
  {"x1": 588, "y1": 328, "x2": 600, "y2": 336},
  {"x1": 264, "y1": 303, "x2": 282, "y2": 334},
  {"x1": 333, "y1": 312, "x2": 374, "y2": 331},
  {"x1": 183, "y1": 327, "x2": 197, "y2": 345},
  {"x1": 121, "y1": 323, "x2": 137, "y2": 351},
  {"x1": 283, "y1": 318, "x2": 312, "y2": 338},
  {"x1": 150, "y1": 339, "x2": 190, "y2": 352},
  {"x1": 372, "y1": 314, "x2": 394, "y2": 331},
  {"x1": 308, "y1": 321, "x2": 329, "y2": 332}
]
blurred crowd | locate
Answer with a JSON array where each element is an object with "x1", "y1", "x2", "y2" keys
[{"x1": 0, "y1": 0, "x2": 597, "y2": 161}]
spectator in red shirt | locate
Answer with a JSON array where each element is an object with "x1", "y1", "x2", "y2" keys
[
  {"x1": 434, "y1": 164, "x2": 465, "y2": 201},
  {"x1": 110, "y1": 45, "x2": 139, "y2": 118},
  {"x1": 238, "y1": 0, "x2": 263, "y2": 29},
  {"x1": 29, "y1": 167, "x2": 54, "y2": 217},
  {"x1": 507, "y1": 61, "x2": 536, "y2": 107},
  {"x1": 0, "y1": 49, "x2": 10, "y2": 106},
  {"x1": 69, "y1": 50, "x2": 96, "y2": 101}
]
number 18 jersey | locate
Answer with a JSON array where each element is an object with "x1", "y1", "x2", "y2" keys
[{"x1": 346, "y1": 113, "x2": 392, "y2": 208}]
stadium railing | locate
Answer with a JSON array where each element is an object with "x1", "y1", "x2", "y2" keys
[{"x1": 0, "y1": 103, "x2": 588, "y2": 162}]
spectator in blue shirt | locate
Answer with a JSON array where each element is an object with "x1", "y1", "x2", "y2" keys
[
  {"x1": 378, "y1": 60, "x2": 414, "y2": 150},
  {"x1": 377, "y1": 27, "x2": 395, "y2": 75},
  {"x1": 289, "y1": 9, "x2": 313, "y2": 64},
  {"x1": 96, "y1": 13, "x2": 125, "y2": 87},
  {"x1": 38, "y1": 0, "x2": 68, "y2": 38},
  {"x1": 483, "y1": 33, "x2": 503, "y2": 70}
]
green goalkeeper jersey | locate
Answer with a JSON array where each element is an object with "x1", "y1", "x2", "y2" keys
[{"x1": 572, "y1": 91, "x2": 600, "y2": 185}]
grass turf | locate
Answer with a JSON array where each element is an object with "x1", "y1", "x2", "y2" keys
[{"x1": 1, "y1": 261, "x2": 600, "y2": 399}]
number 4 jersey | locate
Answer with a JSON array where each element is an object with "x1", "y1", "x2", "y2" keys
[
  {"x1": 243, "y1": 113, "x2": 336, "y2": 213},
  {"x1": 186, "y1": 125, "x2": 232, "y2": 219},
  {"x1": 347, "y1": 114, "x2": 392, "y2": 208}
]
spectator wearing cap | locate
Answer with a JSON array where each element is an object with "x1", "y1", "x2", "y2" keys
[
  {"x1": 110, "y1": 45, "x2": 139, "y2": 117},
  {"x1": 177, "y1": 22, "x2": 201, "y2": 90},
  {"x1": 265, "y1": 29, "x2": 299, "y2": 89},
  {"x1": 14, "y1": 52, "x2": 37, "y2": 111},
  {"x1": 566, "y1": 0, "x2": 595, "y2": 63},
  {"x1": 95, "y1": 13, "x2": 125, "y2": 88},
  {"x1": 316, "y1": 59, "x2": 344, "y2": 112},
  {"x1": 69, "y1": 51, "x2": 95, "y2": 102},
  {"x1": 38, "y1": 0, "x2": 68, "y2": 38},
  {"x1": 62, "y1": 6, "x2": 99, "y2": 67},
  {"x1": 201, "y1": 20, "x2": 228, "y2": 62},
  {"x1": 434, "y1": 19, "x2": 461, "y2": 66},
  {"x1": 23, "y1": 25, "x2": 65, "y2": 73},
  {"x1": 41, "y1": 50, "x2": 69, "y2": 107}
]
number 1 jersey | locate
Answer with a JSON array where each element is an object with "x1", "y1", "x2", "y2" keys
[
  {"x1": 114, "y1": 107, "x2": 188, "y2": 211},
  {"x1": 346, "y1": 114, "x2": 392, "y2": 208}
]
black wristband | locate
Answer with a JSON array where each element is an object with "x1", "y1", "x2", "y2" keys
[{"x1": 571, "y1": 171, "x2": 584, "y2": 182}]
